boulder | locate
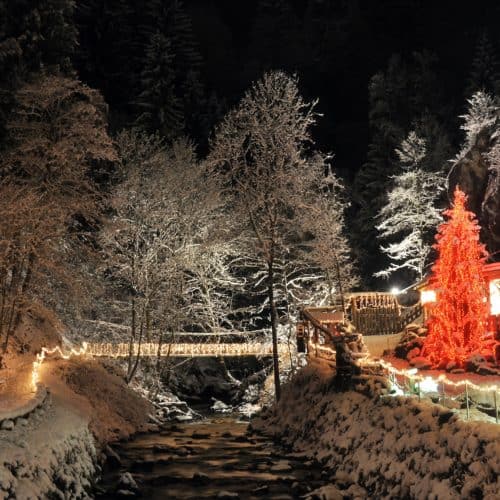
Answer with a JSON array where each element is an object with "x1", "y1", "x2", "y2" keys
[
  {"x1": 1, "y1": 420, "x2": 14, "y2": 431},
  {"x1": 216, "y1": 492, "x2": 239, "y2": 499},
  {"x1": 116, "y1": 490, "x2": 137, "y2": 497},
  {"x1": 192, "y1": 472, "x2": 210, "y2": 484},
  {"x1": 117, "y1": 472, "x2": 138, "y2": 492},
  {"x1": 211, "y1": 399, "x2": 232, "y2": 414}
]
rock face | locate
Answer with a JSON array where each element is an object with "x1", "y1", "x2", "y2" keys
[{"x1": 449, "y1": 128, "x2": 500, "y2": 252}]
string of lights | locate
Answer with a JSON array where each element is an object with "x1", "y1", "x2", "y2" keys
[
  {"x1": 30, "y1": 341, "x2": 288, "y2": 391},
  {"x1": 31, "y1": 342, "x2": 89, "y2": 390},
  {"x1": 422, "y1": 188, "x2": 490, "y2": 368}
]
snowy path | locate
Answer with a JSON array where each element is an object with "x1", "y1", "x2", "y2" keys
[{"x1": 0, "y1": 371, "x2": 96, "y2": 498}]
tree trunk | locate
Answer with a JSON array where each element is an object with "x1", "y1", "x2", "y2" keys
[
  {"x1": 267, "y1": 259, "x2": 281, "y2": 401},
  {"x1": 333, "y1": 254, "x2": 346, "y2": 314},
  {"x1": 127, "y1": 296, "x2": 136, "y2": 378}
]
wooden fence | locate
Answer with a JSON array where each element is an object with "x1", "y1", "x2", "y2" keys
[{"x1": 350, "y1": 293, "x2": 422, "y2": 336}]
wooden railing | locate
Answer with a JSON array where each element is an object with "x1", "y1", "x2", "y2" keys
[
  {"x1": 350, "y1": 293, "x2": 422, "y2": 336},
  {"x1": 297, "y1": 307, "x2": 360, "y2": 362}
]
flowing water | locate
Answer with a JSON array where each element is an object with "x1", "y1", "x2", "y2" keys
[{"x1": 96, "y1": 416, "x2": 329, "y2": 499}]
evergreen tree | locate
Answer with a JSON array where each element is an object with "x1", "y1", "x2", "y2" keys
[
  {"x1": 351, "y1": 52, "x2": 450, "y2": 287},
  {"x1": 136, "y1": 33, "x2": 183, "y2": 139},
  {"x1": 465, "y1": 31, "x2": 500, "y2": 98},
  {"x1": 456, "y1": 90, "x2": 498, "y2": 160},
  {"x1": 246, "y1": 0, "x2": 303, "y2": 81},
  {"x1": 422, "y1": 188, "x2": 489, "y2": 368},
  {"x1": 75, "y1": 0, "x2": 137, "y2": 115},
  {"x1": 375, "y1": 132, "x2": 445, "y2": 282},
  {"x1": 0, "y1": 0, "x2": 77, "y2": 135},
  {"x1": 38, "y1": 0, "x2": 77, "y2": 72}
]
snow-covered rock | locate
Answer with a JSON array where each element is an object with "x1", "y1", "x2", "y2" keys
[
  {"x1": 211, "y1": 398, "x2": 232, "y2": 413},
  {"x1": 1, "y1": 419, "x2": 14, "y2": 431},
  {"x1": 118, "y1": 472, "x2": 138, "y2": 492}
]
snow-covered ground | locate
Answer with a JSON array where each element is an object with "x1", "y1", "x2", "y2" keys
[
  {"x1": 0, "y1": 385, "x2": 96, "y2": 499},
  {"x1": 251, "y1": 359, "x2": 500, "y2": 499}
]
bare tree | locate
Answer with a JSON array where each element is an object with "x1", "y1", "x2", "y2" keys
[
  {"x1": 304, "y1": 166, "x2": 359, "y2": 311},
  {"x1": 0, "y1": 75, "x2": 115, "y2": 358},
  {"x1": 101, "y1": 130, "x2": 240, "y2": 383},
  {"x1": 208, "y1": 71, "x2": 325, "y2": 400}
]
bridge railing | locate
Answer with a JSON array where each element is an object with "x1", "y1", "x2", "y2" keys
[{"x1": 86, "y1": 342, "x2": 288, "y2": 357}]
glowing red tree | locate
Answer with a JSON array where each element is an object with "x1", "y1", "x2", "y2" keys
[{"x1": 422, "y1": 187, "x2": 489, "y2": 368}]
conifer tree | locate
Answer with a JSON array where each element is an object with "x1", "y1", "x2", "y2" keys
[
  {"x1": 136, "y1": 33, "x2": 183, "y2": 139},
  {"x1": 375, "y1": 132, "x2": 445, "y2": 281},
  {"x1": 352, "y1": 52, "x2": 451, "y2": 286},
  {"x1": 422, "y1": 187, "x2": 489, "y2": 368},
  {"x1": 465, "y1": 31, "x2": 500, "y2": 98}
]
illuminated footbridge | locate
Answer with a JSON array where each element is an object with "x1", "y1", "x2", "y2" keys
[{"x1": 85, "y1": 342, "x2": 288, "y2": 358}]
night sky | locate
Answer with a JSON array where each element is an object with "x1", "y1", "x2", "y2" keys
[{"x1": 180, "y1": 0, "x2": 500, "y2": 179}]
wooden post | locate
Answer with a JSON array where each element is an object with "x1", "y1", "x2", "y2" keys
[
  {"x1": 495, "y1": 390, "x2": 498, "y2": 425},
  {"x1": 465, "y1": 382, "x2": 470, "y2": 420}
]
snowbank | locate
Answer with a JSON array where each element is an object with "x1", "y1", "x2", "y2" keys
[
  {"x1": 0, "y1": 357, "x2": 153, "y2": 498},
  {"x1": 0, "y1": 390, "x2": 97, "y2": 499},
  {"x1": 251, "y1": 360, "x2": 500, "y2": 499}
]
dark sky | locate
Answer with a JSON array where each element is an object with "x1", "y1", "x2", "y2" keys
[{"x1": 183, "y1": 0, "x2": 500, "y2": 180}]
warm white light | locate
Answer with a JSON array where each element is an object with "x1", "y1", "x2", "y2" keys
[
  {"x1": 421, "y1": 289, "x2": 437, "y2": 305},
  {"x1": 489, "y1": 280, "x2": 500, "y2": 315},
  {"x1": 390, "y1": 287, "x2": 401, "y2": 295},
  {"x1": 419, "y1": 376, "x2": 439, "y2": 393}
]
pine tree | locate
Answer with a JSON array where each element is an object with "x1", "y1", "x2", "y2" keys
[
  {"x1": 352, "y1": 52, "x2": 452, "y2": 286},
  {"x1": 422, "y1": 187, "x2": 489, "y2": 368},
  {"x1": 0, "y1": 0, "x2": 77, "y2": 135},
  {"x1": 75, "y1": 0, "x2": 137, "y2": 114},
  {"x1": 375, "y1": 132, "x2": 445, "y2": 281},
  {"x1": 136, "y1": 33, "x2": 183, "y2": 139},
  {"x1": 38, "y1": 0, "x2": 77, "y2": 72},
  {"x1": 456, "y1": 90, "x2": 498, "y2": 160},
  {"x1": 246, "y1": 0, "x2": 303, "y2": 81},
  {"x1": 465, "y1": 31, "x2": 500, "y2": 98}
]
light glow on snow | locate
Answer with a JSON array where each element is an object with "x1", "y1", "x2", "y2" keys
[
  {"x1": 374, "y1": 358, "x2": 499, "y2": 395},
  {"x1": 419, "y1": 376, "x2": 439, "y2": 393},
  {"x1": 31, "y1": 342, "x2": 89, "y2": 390}
]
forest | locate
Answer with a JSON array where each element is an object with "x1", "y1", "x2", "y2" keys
[
  {"x1": 2, "y1": 1, "x2": 500, "y2": 363},
  {"x1": 1, "y1": 2, "x2": 500, "y2": 499}
]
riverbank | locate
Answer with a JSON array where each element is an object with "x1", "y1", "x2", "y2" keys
[
  {"x1": 0, "y1": 356, "x2": 152, "y2": 498},
  {"x1": 251, "y1": 359, "x2": 500, "y2": 499}
]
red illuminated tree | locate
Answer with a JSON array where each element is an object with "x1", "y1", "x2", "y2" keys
[{"x1": 422, "y1": 187, "x2": 489, "y2": 368}]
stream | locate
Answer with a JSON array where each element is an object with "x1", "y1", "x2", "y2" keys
[{"x1": 96, "y1": 416, "x2": 329, "y2": 499}]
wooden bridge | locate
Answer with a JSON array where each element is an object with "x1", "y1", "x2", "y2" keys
[
  {"x1": 85, "y1": 341, "x2": 288, "y2": 358},
  {"x1": 83, "y1": 293, "x2": 421, "y2": 362}
]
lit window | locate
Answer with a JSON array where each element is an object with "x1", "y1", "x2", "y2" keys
[
  {"x1": 489, "y1": 279, "x2": 500, "y2": 315},
  {"x1": 421, "y1": 290, "x2": 436, "y2": 305}
]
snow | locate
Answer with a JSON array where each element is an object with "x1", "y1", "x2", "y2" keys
[
  {"x1": 376, "y1": 130, "x2": 444, "y2": 280},
  {"x1": 251, "y1": 360, "x2": 500, "y2": 499},
  {"x1": 0, "y1": 389, "x2": 97, "y2": 499}
]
